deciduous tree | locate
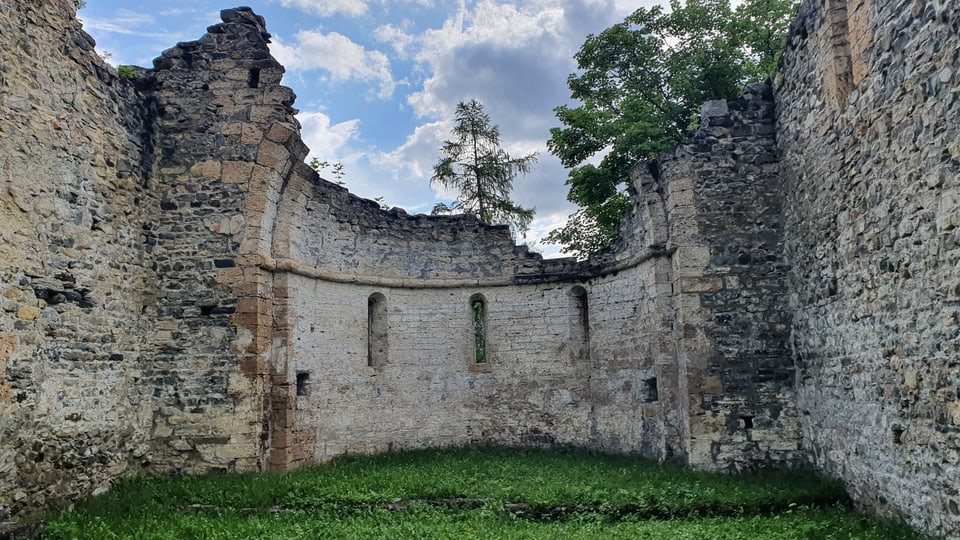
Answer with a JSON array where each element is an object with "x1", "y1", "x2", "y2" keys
[{"x1": 546, "y1": 0, "x2": 796, "y2": 257}]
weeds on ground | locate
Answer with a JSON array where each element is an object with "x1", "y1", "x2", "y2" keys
[{"x1": 41, "y1": 447, "x2": 918, "y2": 539}]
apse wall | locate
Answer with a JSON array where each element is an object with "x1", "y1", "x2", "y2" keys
[
  {"x1": 777, "y1": 0, "x2": 960, "y2": 534},
  {"x1": 264, "y1": 162, "x2": 676, "y2": 468}
]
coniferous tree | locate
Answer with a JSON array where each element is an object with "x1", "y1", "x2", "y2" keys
[{"x1": 432, "y1": 99, "x2": 537, "y2": 237}]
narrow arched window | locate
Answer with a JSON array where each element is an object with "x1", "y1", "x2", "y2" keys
[
  {"x1": 569, "y1": 285, "x2": 590, "y2": 360},
  {"x1": 368, "y1": 292, "x2": 387, "y2": 367},
  {"x1": 470, "y1": 294, "x2": 486, "y2": 364}
]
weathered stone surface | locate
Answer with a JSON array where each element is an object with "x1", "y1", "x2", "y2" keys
[
  {"x1": 0, "y1": 0, "x2": 157, "y2": 519},
  {"x1": 14, "y1": 307, "x2": 39, "y2": 321},
  {"x1": 777, "y1": 0, "x2": 960, "y2": 535},
  {"x1": 0, "y1": 0, "x2": 956, "y2": 537}
]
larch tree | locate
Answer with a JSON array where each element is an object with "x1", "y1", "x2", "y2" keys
[{"x1": 431, "y1": 99, "x2": 538, "y2": 238}]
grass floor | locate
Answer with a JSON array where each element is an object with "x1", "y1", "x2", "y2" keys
[{"x1": 40, "y1": 447, "x2": 918, "y2": 539}]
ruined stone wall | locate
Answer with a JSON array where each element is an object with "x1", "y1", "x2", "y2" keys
[
  {"x1": 575, "y1": 86, "x2": 804, "y2": 472},
  {"x1": 261, "y1": 79, "x2": 803, "y2": 472},
  {"x1": 273, "y1": 164, "x2": 579, "y2": 284},
  {"x1": 777, "y1": 0, "x2": 960, "y2": 534},
  {"x1": 273, "y1": 251, "x2": 693, "y2": 466},
  {"x1": 6, "y1": 0, "x2": 959, "y2": 533},
  {"x1": 146, "y1": 8, "x2": 301, "y2": 474},
  {"x1": 0, "y1": 0, "x2": 158, "y2": 514},
  {"x1": 265, "y1": 157, "x2": 676, "y2": 467},
  {"x1": 0, "y1": 3, "x2": 807, "y2": 513},
  {"x1": 279, "y1": 279, "x2": 593, "y2": 463},
  {"x1": 633, "y1": 85, "x2": 803, "y2": 471},
  {"x1": 583, "y1": 262, "x2": 682, "y2": 460},
  {"x1": 578, "y1": 164, "x2": 686, "y2": 461}
]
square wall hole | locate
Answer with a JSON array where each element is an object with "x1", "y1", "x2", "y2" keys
[
  {"x1": 642, "y1": 377, "x2": 658, "y2": 403},
  {"x1": 296, "y1": 372, "x2": 310, "y2": 397}
]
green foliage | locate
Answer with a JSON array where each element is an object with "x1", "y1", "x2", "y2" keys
[
  {"x1": 117, "y1": 65, "x2": 136, "y2": 79},
  {"x1": 472, "y1": 298, "x2": 486, "y2": 363},
  {"x1": 73, "y1": 0, "x2": 86, "y2": 10},
  {"x1": 729, "y1": 0, "x2": 800, "y2": 77},
  {"x1": 546, "y1": 0, "x2": 797, "y2": 257},
  {"x1": 373, "y1": 196, "x2": 390, "y2": 210},
  {"x1": 308, "y1": 157, "x2": 346, "y2": 186},
  {"x1": 432, "y1": 99, "x2": 537, "y2": 238},
  {"x1": 308, "y1": 158, "x2": 392, "y2": 209},
  {"x1": 544, "y1": 194, "x2": 632, "y2": 257},
  {"x1": 41, "y1": 448, "x2": 917, "y2": 539}
]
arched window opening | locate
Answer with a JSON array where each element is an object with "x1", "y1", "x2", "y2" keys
[
  {"x1": 569, "y1": 285, "x2": 590, "y2": 360},
  {"x1": 470, "y1": 294, "x2": 486, "y2": 364},
  {"x1": 368, "y1": 292, "x2": 388, "y2": 367}
]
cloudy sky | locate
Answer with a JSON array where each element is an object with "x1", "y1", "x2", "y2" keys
[{"x1": 79, "y1": 0, "x2": 648, "y2": 256}]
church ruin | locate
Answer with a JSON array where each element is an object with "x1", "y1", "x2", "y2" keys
[{"x1": 0, "y1": 0, "x2": 957, "y2": 536}]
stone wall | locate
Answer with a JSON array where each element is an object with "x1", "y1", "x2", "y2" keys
[
  {"x1": 261, "y1": 80, "x2": 803, "y2": 471},
  {"x1": 145, "y1": 6, "x2": 295, "y2": 475},
  {"x1": 0, "y1": 0, "x2": 805, "y2": 516},
  {"x1": 776, "y1": 0, "x2": 960, "y2": 535},
  {"x1": 0, "y1": 0, "x2": 157, "y2": 514},
  {"x1": 264, "y1": 148, "x2": 675, "y2": 468},
  {"x1": 583, "y1": 262, "x2": 681, "y2": 459},
  {"x1": 624, "y1": 85, "x2": 803, "y2": 471},
  {"x1": 276, "y1": 168, "x2": 578, "y2": 284},
  {"x1": 280, "y1": 278, "x2": 596, "y2": 463},
  {"x1": 3, "y1": 0, "x2": 959, "y2": 535}
]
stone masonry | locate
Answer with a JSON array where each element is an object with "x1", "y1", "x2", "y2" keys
[
  {"x1": 0, "y1": 0, "x2": 957, "y2": 537},
  {"x1": 777, "y1": 0, "x2": 960, "y2": 534}
]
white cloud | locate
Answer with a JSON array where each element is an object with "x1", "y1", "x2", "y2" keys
[
  {"x1": 376, "y1": 120, "x2": 448, "y2": 189},
  {"x1": 527, "y1": 209, "x2": 574, "y2": 258},
  {"x1": 273, "y1": 0, "x2": 369, "y2": 17},
  {"x1": 298, "y1": 111, "x2": 362, "y2": 160},
  {"x1": 401, "y1": 0, "x2": 635, "y2": 129},
  {"x1": 78, "y1": 8, "x2": 209, "y2": 66},
  {"x1": 373, "y1": 22, "x2": 417, "y2": 59},
  {"x1": 291, "y1": 112, "x2": 446, "y2": 214},
  {"x1": 80, "y1": 10, "x2": 163, "y2": 38},
  {"x1": 271, "y1": 31, "x2": 396, "y2": 99},
  {"x1": 272, "y1": 0, "x2": 435, "y2": 18},
  {"x1": 157, "y1": 8, "x2": 203, "y2": 17},
  {"x1": 404, "y1": 0, "x2": 568, "y2": 119}
]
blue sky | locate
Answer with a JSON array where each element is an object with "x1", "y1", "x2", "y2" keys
[{"x1": 78, "y1": 0, "x2": 648, "y2": 256}]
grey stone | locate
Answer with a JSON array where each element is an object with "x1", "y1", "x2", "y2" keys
[{"x1": 1, "y1": 1, "x2": 956, "y2": 537}]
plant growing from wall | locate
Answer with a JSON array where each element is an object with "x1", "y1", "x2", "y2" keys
[
  {"x1": 471, "y1": 296, "x2": 486, "y2": 364},
  {"x1": 117, "y1": 65, "x2": 136, "y2": 79},
  {"x1": 308, "y1": 157, "x2": 346, "y2": 186},
  {"x1": 431, "y1": 99, "x2": 537, "y2": 238},
  {"x1": 307, "y1": 158, "x2": 390, "y2": 208},
  {"x1": 546, "y1": 0, "x2": 797, "y2": 257}
]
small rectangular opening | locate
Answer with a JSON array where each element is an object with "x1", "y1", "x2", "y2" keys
[
  {"x1": 642, "y1": 377, "x2": 658, "y2": 403},
  {"x1": 295, "y1": 372, "x2": 309, "y2": 397},
  {"x1": 248, "y1": 68, "x2": 261, "y2": 88},
  {"x1": 892, "y1": 425, "x2": 904, "y2": 444},
  {"x1": 740, "y1": 416, "x2": 754, "y2": 430}
]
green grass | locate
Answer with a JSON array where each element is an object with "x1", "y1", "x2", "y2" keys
[{"x1": 40, "y1": 447, "x2": 918, "y2": 539}]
